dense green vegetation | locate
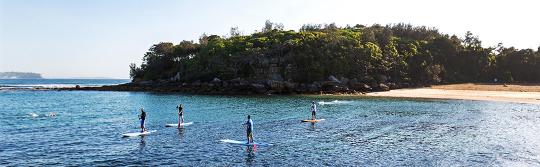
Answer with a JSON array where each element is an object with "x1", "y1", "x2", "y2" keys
[{"x1": 130, "y1": 21, "x2": 540, "y2": 86}]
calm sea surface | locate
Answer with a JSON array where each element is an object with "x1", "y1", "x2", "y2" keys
[
  {"x1": 0, "y1": 79, "x2": 129, "y2": 89},
  {"x1": 1, "y1": 80, "x2": 539, "y2": 166}
]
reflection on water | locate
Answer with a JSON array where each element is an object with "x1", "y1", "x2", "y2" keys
[
  {"x1": 245, "y1": 146, "x2": 256, "y2": 166},
  {"x1": 1, "y1": 90, "x2": 540, "y2": 166},
  {"x1": 177, "y1": 128, "x2": 185, "y2": 141},
  {"x1": 138, "y1": 136, "x2": 146, "y2": 153},
  {"x1": 309, "y1": 122, "x2": 316, "y2": 131}
]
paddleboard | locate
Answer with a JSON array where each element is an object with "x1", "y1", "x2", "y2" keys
[
  {"x1": 220, "y1": 139, "x2": 273, "y2": 146},
  {"x1": 122, "y1": 130, "x2": 157, "y2": 137},
  {"x1": 301, "y1": 119, "x2": 325, "y2": 123},
  {"x1": 165, "y1": 122, "x2": 193, "y2": 127}
]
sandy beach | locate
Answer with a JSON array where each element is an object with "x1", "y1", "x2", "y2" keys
[{"x1": 367, "y1": 83, "x2": 540, "y2": 104}]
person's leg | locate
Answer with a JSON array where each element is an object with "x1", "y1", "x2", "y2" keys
[
  {"x1": 177, "y1": 115, "x2": 182, "y2": 128},
  {"x1": 181, "y1": 115, "x2": 184, "y2": 124},
  {"x1": 142, "y1": 120, "x2": 146, "y2": 131},
  {"x1": 246, "y1": 132, "x2": 250, "y2": 143},
  {"x1": 140, "y1": 120, "x2": 144, "y2": 132}
]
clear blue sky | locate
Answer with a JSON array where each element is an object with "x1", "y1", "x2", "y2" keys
[{"x1": 1, "y1": 0, "x2": 539, "y2": 78}]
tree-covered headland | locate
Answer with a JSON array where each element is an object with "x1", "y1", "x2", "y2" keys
[{"x1": 128, "y1": 21, "x2": 540, "y2": 94}]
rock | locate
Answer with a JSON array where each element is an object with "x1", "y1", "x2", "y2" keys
[
  {"x1": 401, "y1": 83, "x2": 410, "y2": 88},
  {"x1": 350, "y1": 83, "x2": 371, "y2": 92},
  {"x1": 211, "y1": 77, "x2": 221, "y2": 83},
  {"x1": 379, "y1": 83, "x2": 390, "y2": 91},
  {"x1": 222, "y1": 81, "x2": 229, "y2": 88},
  {"x1": 170, "y1": 72, "x2": 181, "y2": 81},
  {"x1": 140, "y1": 81, "x2": 153, "y2": 86},
  {"x1": 340, "y1": 77, "x2": 350, "y2": 85},
  {"x1": 270, "y1": 74, "x2": 284, "y2": 81},
  {"x1": 295, "y1": 84, "x2": 307, "y2": 92},
  {"x1": 328, "y1": 75, "x2": 341, "y2": 83},
  {"x1": 307, "y1": 83, "x2": 319, "y2": 92},
  {"x1": 230, "y1": 78, "x2": 242, "y2": 83},
  {"x1": 266, "y1": 80, "x2": 284, "y2": 92},
  {"x1": 363, "y1": 84, "x2": 371, "y2": 91},
  {"x1": 321, "y1": 84, "x2": 348, "y2": 93},
  {"x1": 386, "y1": 82, "x2": 399, "y2": 89},
  {"x1": 251, "y1": 84, "x2": 267, "y2": 93},
  {"x1": 192, "y1": 80, "x2": 201, "y2": 87},
  {"x1": 210, "y1": 77, "x2": 222, "y2": 87},
  {"x1": 132, "y1": 78, "x2": 143, "y2": 83},
  {"x1": 350, "y1": 78, "x2": 358, "y2": 84},
  {"x1": 283, "y1": 81, "x2": 296, "y2": 90},
  {"x1": 370, "y1": 81, "x2": 378, "y2": 89}
]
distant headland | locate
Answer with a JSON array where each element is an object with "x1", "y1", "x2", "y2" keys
[{"x1": 0, "y1": 72, "x2": 43, "y2": 79}]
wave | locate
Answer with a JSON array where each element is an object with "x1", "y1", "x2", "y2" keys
[{"x1": 318, "y1": 100, "x2": 352, "y2": 105}]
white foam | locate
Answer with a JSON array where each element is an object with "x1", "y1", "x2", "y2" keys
[
  {"x1": 318, "y1": 100, "x2": 352, "y2": 105},
  {"x1": 29, "y1": 113, "x2": 39, "y2": 117}
]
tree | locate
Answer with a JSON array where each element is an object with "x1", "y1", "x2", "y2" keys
[
  {"x1": 128, "y1": 23, "x2": 540, "y2": 86},
  {"x1": 230, "y1": 27, "x2": 241, "y2": 37}
]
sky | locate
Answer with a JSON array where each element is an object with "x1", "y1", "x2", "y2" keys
[{"x1": 1, "y1": 0, "x2": 539, "y2": 79}]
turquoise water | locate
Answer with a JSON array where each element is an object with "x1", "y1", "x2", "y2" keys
[
  {"x1": 0, "y1": 79, "x2": 129, "y2": 89},
  {"x1": 1, "y1": 89, "x2": 540, "y2": 166}
]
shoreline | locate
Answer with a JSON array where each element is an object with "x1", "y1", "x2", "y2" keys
[
  {"x1": 366, "y1": 87, "x2": 540, "y2": 104},
  {"x1": 48, "y1": 82, "x2": 540, "y2": 104}
]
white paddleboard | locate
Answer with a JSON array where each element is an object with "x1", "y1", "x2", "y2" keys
[
  {"x1": 165, "y1": 122, "x2": 193, "y2": 127},
  {"x1": 122, "y1": 130, "x2": 157, "y2": 137},
  {"x1": 301, "y1": 119, "x2": 325, "y2": 123},
  {"x1": 220, "y1": 139, "x2": 273, "y2": 146}
]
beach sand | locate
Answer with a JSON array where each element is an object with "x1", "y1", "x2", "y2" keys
[{"x1": 367, "y1": 83, "x2": 540, "y2": 104}]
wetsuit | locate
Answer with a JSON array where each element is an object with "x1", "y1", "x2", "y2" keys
[
  {"x1": 311, "y1": 103, "x2": 317, "y2": 120},
  {"x1": 178, "y1": 106, "x2": 184, "y2": 125},
  {"x1": 244, "y1": 119, "x2": 253, "y2": 143},
  {"x1": 140, "y1": 111, "x2": 146, "y2": 131}
]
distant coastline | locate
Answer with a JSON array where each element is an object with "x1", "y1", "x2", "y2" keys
[
  {"x1": 0, "y1": 78, "x2": 129, "y2": 90},
  {"x1": 0, "y1": 72, "x2": 43, "y2": 79}
]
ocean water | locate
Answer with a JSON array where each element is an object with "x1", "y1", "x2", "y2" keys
[
  {"x1": 0, "y1": 79, "x2": 129, "y2": 89},
  {"x1": 1, "y1": 81, "x2": 540, "y2": 166}
]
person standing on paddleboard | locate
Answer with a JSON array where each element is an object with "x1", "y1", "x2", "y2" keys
[
  {"x1": 139, "y1": 108, "x2": 147, "y2": 132},
  {"x1": 311, "y1": 101, "x2": 317, "y2": 120},
  {"x1": 177, "y1": 104, "x2": 184, "y2": 128},
  {"x1": 243, "y1": 115, "x2": 254, "y2": 144}
]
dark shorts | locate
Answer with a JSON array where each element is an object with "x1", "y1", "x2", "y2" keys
[{"x1": 140, "y1": 119, "x2": 145, "y2": 126}]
